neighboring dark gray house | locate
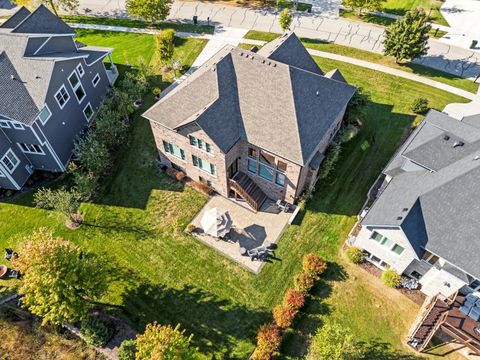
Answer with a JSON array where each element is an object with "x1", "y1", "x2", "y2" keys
[
  {"x1": 0, "y1": 5, "x2": 117, "y2": 190},
  {"x1": 353, "y1": 109, "x2": 480, "y2": 298},
  {"x1": 144, "y1": 32, "x2": 355, "y2": 210}
]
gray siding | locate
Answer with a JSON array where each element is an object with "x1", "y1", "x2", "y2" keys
[
  {"x1": 40, "y1": 57, "x2": 110, "y2": 166},
  {"x1": 38, "y1": 36, "x2": 78, "y2": 55},
  {"x1": 0, "y1": 130, "x2": 31, "y2": 189},
  {"x1": 24, "y1": 37, "x2": 49, "y2": 56}
]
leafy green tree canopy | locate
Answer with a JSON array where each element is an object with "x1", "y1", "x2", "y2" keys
[
  {"x1": 278, "y1": 8, "x2": 293, "y2": 32},
  {"x1": 135, "y1": 322, "x2": 196, "y2": 359},
  {"x1": 155, "y1": 29, "x2": 176, "y2": 65},
  {"x1": 383, "y1": 9, "x2": 431, "y2": 63},
  {"x1": 34, "y1": 187, "x2": 82, "y2": 226},
  {"x1": 126, "y1": 0, "x2": 173, "y2": 23},
  {"x1": 342, "y1": 0, "x2": 385, "y2": 15},
  {"x1": 307, "y1": 322, "x2": 362, "y2": 359},
  {"x1": 14, "y1": 228, "x2": 109, "y2": 326}
]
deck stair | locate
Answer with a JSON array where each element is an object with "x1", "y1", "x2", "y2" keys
[
  {"x1": 407, "y1": 295, "x2": 449, "y2": 352},
  {"x1": 229, "y1": 172, "x2": 268, "y2": 212}
]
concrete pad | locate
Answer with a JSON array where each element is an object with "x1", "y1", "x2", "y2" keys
[{"x1": 189, "y1": 195, "x2": 292, "y2": 273}]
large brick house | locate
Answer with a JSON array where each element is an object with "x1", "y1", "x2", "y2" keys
[
  {"x1": 0, "y1": 6, "x2": 116, "y2": 190},
  {"x1": 143, "y1": 32, "x2": 355, "y2": 210}
]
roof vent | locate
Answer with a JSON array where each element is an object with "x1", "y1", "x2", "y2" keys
[
  {"x1": 10, "y1": 75, "x2": 15, "y2": 80},
  {"x1": 402, "y1": 208, "x2": 408, "y2": 212},
  {"x1": 453, "y1": 141, "x2": 464, "y2": 148},
  {"x1": 443, "y1": 135, "x2": 450, "y2": 141},
  {"x1": 273, "y1": 63, "x2": 276, "y2": 67},
  {"x1": 240, "y1": 52, "x2": 244, "y2": 56},
  {"x1": 474, "y1": 155, "x2": 480, "y2": 161},
  {"x1": 396, "y1": 216, "x2": 403, "y2": 221},
  {"x1": 316, "y1": 90, "x2": 319, "y2": 96}
]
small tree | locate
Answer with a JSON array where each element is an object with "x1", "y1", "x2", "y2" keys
[
  {"x1": 252, "y1": 323, "x2": 282, "y2": 360},
  {"x1": 13, "y1": 228, "x2": 109, "y2": 326},
  {"x1": 307, "y1": 322, "x2": 361, "y2": 360},
  {"x1": 73, "y1": 171, "x2": 98, "y2": 201},
  {"x1": 345, "y1": 246, "x2": 364, "y2": 264},
  {"x1": 272, "y1": 304, "x2": 296, "y2": 328},
  {"x1": 383, "y1": 9, "x2": 431, "y2": 63},
  {"x1": 302, "y1": 253, "x2": 327, "y2": 278},
  {"x1": 125, "y1": 0, "x2": 173, "y2": 23},
  {"x1": 381, "y1": 268, "x2": 401, "y2": 288},
  {"x1": 294, "y1": 271, "x2": 315, "y2": 294},
  {"x1": 155, "y1": 29, "x2": 176, "y2": 66},
  {"x1": 13, "y1": 0, "x2": 78, "y2": 16},
  {"x1": 342, "y1": 0, "x2": 385, "y2": 16},
  {"x1": 283, "y1": 289, "x2": 305, "y2": 311},
  {"x1": 411, "y1": 97, "x2": 429, "y2": 114},
  {"x1": 74, "y1": 134, "x2": 111, "y2": 176},
  {"x1": 278, "y1": 9, "x2": 293, "y2": 32},
  {"x1": 34, "y1": 187, "x2": 82, "y2": 227},
  {"x1": 135, "y1": 322, "x2": 196, "y2": 360}
]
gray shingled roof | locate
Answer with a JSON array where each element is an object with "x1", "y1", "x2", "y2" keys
[
  {"x1": 324, "y1": 68, "x2": 347, "y2": 83},
  {"x1": 257, "y1": 32, "x2": 323, "y2": 75},
  {"x1": 12, "y1": 5, "x2": 74, "y2": 35},
  {"x1": 144, "y1": 40, "x2": 355, "y2": 165},
  {"x1": 362, "y1": 109, "x2": 480, "y2": 279},
  {"x1": 0, "y1": 7, "x2": 31, "y2": 29}
]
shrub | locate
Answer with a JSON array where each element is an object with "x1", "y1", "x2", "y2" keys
[
  {"x1": 319, "y1": 142, "x2": 341, "y2": 179},
  {"x1": 175, "y1": 171, "x2": 186, "y2": 181},
  {"x1": 381, "y1": 268, "x2": 401, "y2": 288},
  {"x1": 153, "y1": 87, "x2": 161, "y2": 96},
  {"x1": 80, "y1": 316, "x2": 115, "y2": 347},
  {"x1": 193, "y1": 181, "x2": 213, "y2": 195},
  {"x1": 252, "y1": 323, "x2": 282, "y2": 360},
  {"x1": 73, "y1": 171, "x2": 98, "y2": 200},
  {"x1": 337, "y1": 125, "x2": 360, "y2": 144},
  {"x1": 345, "y1": 246, "x2": 364, "y2": 264},
  {"x1": 283, "y1": 289, "x2": 305, "y2": 311},
  {"x1": 186, "y1": 224, "x2": 196, "y2": 233},
  {"x1": 94, "y1": 108, "x2": 128, "y2": 149},
  {"x1": 74, "y1": 134, "x2": 111, "y2": 176},
  {"x1": 118, "y1": 339, "x2": 136, "y2": 360},
  {"x1": 272, "y1": 304, "x2": 297, "y2": 328},
  {"x1": 345, "y1": 86, "x2": 370, "y2": 123},
  {"x1": 294, "y1": 271, "x2": 315, "y2": 294},
  {"x1": 411, "y1": 97, "x2": 429, "y2": 114},
  {"x1": 302, "y1": 253, "x2": 327, "y2": 278},
  {"x1": 307, "y1": 322, "x2": 361, "y2": 360}
]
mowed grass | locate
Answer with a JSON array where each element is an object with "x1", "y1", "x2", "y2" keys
[
  {"x1": 382, "y1": 0, "x2": 448, "y2": 25},
  {"x1": 244, "y1": 30, "x2": 479, "y2": 93},
  {"x1": 0, "y1": 30, "x2": 469, "y2": 358}
]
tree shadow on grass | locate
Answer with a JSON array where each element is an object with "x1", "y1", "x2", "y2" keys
[
  {"x1": 357, "y1": 340, "x2": 423, "y2": 359},
  {"x1": 119, "y1": 282, "x2": 269, "y2": 356}
]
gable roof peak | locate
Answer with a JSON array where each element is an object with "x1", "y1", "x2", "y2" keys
[
  {"x1": 0, "y1": 7, "x2": 31, "y2": 29},
  {"x1": 12, "y1": 4, "x2": 74, "y2": 35}
]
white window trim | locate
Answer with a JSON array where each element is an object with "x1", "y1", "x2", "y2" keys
[
  {"x1": 1, "y1": 149, "x2": 20, "y2": 174},
  {"x1": 92, "y1": 73, "x2": 100, "y2": 87},
  {"x1": 68, "y1": 69, "x2": 86, "y2": 104},
  {"x1": 83, "y1": 103, "x2": 94, "y2": 122},
  {"x1": 0, "y1": 120, "x2": 10, "y2": 128},
  {"x1": 55, "y1": 85, "x2": 70, "y2": 109},
  {"x1": 0, "y1": 168, "x2": 5, "y2": 177},
  {"x1": 11, "y1": 122, "x2": 24, "y2": 130},
  {"x1": 74, "y1": 83, "x2": 86, "y2": 103},
  {"x1": 17, "y1": 143, "x2": 45, "y2": 155},
  {"x1": 76, "y1": 63, "x2": 85, "y2": 77},
  {"x1": 37, "y1": 104, "x2": 52, "y2": 125}
]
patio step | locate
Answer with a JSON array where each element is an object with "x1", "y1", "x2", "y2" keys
[{"x1": 229, "y1": 172, "x2": 268, "y2": 212}]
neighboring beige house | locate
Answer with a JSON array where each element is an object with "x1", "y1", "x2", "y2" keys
[
  {"x1": 143, "y1": 32, "x2": 355, "y2": 211},
  {"x1": 353, "y1": 109, "x2": 480, "y2": 298}
]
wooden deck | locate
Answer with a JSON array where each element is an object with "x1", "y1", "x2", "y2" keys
[{"x1": 408, "y1": 293, "x2": 480, "y2": 355}]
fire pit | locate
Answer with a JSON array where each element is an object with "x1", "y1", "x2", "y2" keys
[{"x1": 0, "y1": 265, "x2": 7, "y2": 278}]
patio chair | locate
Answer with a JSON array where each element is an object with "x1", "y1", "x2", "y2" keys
[{"x1": 469, "y1": 307, "x2": 480, "y2": 322}]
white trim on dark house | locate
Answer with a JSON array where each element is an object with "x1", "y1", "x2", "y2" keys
[
  {"x1": 83, "y1": 103, "x2": 94, "y2": 122},
  {"x1": 33, "y1": 36, "x2": 52, "y2": 55},
  {"x1": 0, "y1": 168, "x2": 5, "y2": 177},
  {"x1": 76, "y1": 63, "x2": 85, "y2": 77},
  {"x1": 17, "y1": 143, "x2": 45, "y2": 155},
  {"x1": 54, "y1": 85, "x2": 70, "y2": 109},
  {"x1": 68, "y1": 69, "x2": 86, "y2": 104},
  {"x1": 34, "y1": 124, "x2": 66, "y2": 172},
  {"x1": 1, "y1": 149, "x2": 20, "y2": 173},
  {"x1": 11, "y1": 122, "x2": 25, "y2": 130},
  {"x1": 92, "y1": 73, "x2": 100, "y2": 87},
  {"x1": 0, "y1": 120, "x2": 10, "y2": 128},
  {"x1": 0, "y1": 162, "x2": 20, "y2": 190},
  {"x1": 36, "y1": 104, "x2": 52, "y2": 125}
]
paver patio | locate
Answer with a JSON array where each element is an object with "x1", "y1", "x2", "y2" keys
[{"x1": 189, "y1": 195, "x2": 293, "y2": 273}]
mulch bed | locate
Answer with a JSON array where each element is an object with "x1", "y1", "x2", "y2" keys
[{"x1": 359, "y1": 261, "x2": 426, "y2": 305}]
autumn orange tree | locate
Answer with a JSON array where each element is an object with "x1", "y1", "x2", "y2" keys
[{"x1": 14, "y1": 228, "x2": 108, "y2": 325}]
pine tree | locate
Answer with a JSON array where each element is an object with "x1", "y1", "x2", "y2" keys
[{"x1": 383, "y1": 9, "x2": 431, "y2": 63}]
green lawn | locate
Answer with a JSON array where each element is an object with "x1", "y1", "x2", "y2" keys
[
  {"x1": 382, "y1": 0, "x2": 448, "y2": 25},
  {"x1": 244, "y1": 30, "x2": 479, "y2": 93},
  {"x1": 0, "y1": 30, "x2": 470, "y2": 359},
  {"x1": 62, "y1": 15, "x2": 215, "y2": 34}
]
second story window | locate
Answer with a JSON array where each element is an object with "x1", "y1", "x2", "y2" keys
[
  {"x1": 83, "y1": 103, "x2": 94, "y2": 122},
  {"x1": 0, "y1": 120, "x2": 10, "y2": 128},
  {"x1": 163, "y1": 141, "x2": 185, "y2": 160},
  {"x1": 189, "y1": 135, "x2": 213, "y2": 154},
  {"x1": 55, "y1": 85, "x2": 70, "y2": 109},
  {"x1": 37, "y1": 105, "x2": 52, "y2": 125},
  {"x1": 370, "y1": 231, "x2": 405, "y2": 256},
  {"x1": 11, "y1": 122, "x2": 24, "y2": 130},
  {"x1": 76, "y1": 63, "x2": 85, "y2": 77},
  {"x1": 68, "y1": 71, "x2": 86, "y2": 103},
  {"x1": 18, "y1": 143, "x2": 44, "y2": 155},
  {"x1": 1, "y1": 149, "x2": 20, "y2": 173},
  {"x1": 421, "y1": 250, "x2": 439, "y2": 265},
  {"x1": 92, "y1": 73, "x2": 100, "y2": 87},
  {"x1": 248, "y1": 147, "x2": 286, "y2": 187},
  {"x1": 192, "y1": 155, "x2": 216, "y2": 175}
]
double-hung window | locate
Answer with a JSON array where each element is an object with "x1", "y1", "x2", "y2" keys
[
  {"x1": 68, "y1": 71, "x2": 86, "y2": 103},
  {"x1": 192, "y1": 155, "x2": 216, "y2": 175},
  {"x1": 18, "y1": 143, "x2": 44, "y2": 155},
  {"x1": 1, "y1": 149, "x2": 19, "y2": 173},
  {"x1": 55, "y1": 85, "x2": 70, "y2": 109},
  {"x1": 37, "y1": 105, "x2": 52, "y2": 125},
  {"x1": 370, "y1": 231, "x2": 405, "y2": 255},
  {"x1": 189, "y1": 135, "x2": 213, "y2": 154},
  {"x1": 275, "y1": 160, "x2": 287, "y2": 186},
  {"x1": 92, "y1": 73, "x2": 100, "y2": 87},
  {"x1": 163, "y1": 141, "x2": 185, "y2": 160},
  {"x1": 76, "y1": 63, "x2": 85, "y2": 77}
]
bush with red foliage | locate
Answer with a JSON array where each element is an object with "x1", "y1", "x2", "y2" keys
[
  {"x1": 175, "y1": 171, "x2": 186, "y2": 181},
  {"x1": 272, "y1": 304, "x2": 297, "y2": 329},
  {"x1": 252, "y1": 323, "x2": 282, "y2": 360},
  {"x1": 302, "y1": 253, "x2": 327, "y2": 278},
  {"x1": 283, "y1": 289, "x2": 305, "y2": 311}
]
